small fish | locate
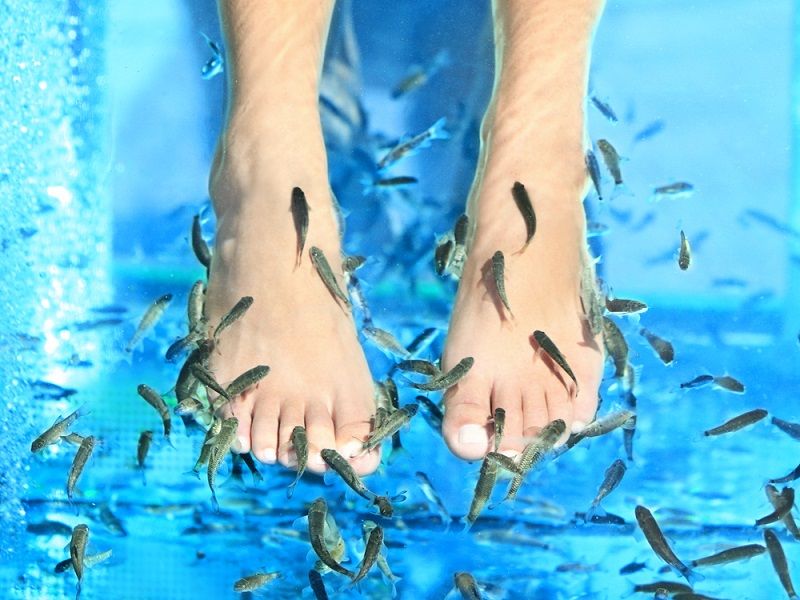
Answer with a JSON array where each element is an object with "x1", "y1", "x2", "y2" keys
[
  {"x1": 395, "y1": 359, "x2": 440, "y2": 377},
  {"x1": 190, "y1": 364, "x2": 231, "y2": 402},
  {"x1": 653, "y1": 182, "x2": 694, "y2": 200},
  {"x1": 587, "y1": 221, "x2": 610, "y2": 237},
  {"x1": 690, "y1": 543, "x2": 766, "y2": 568},
  {"x1": 454, "y1": 571, "x2": 482, "y2": 600},
  {"x1": 207, "y1": 417, "x2": 238, "y2": 511},
  {"x1": 320, "y1": 449, "x2": 392, "y2": 517},
  {"x1": 136, "y1": 430, "x2": 153, "y2": 471},
  {"x1": 31, "y1": 406, "x2": 85, "y2": 453},
  {"x1": 766, "y1": 484, "x2": 800, "y2": 539},
  {"x1": 505, "y1": 419, "x2": 566, "y2": 503},
  {"x1": 448, "y1": 214, "x2": 469, "y2": 279},
  {"x1": 640, "y1": 327, "x2": 674, "y2": 365},
  {"x1": 493, "y1": 407, "x2": 506, "y2": 452},
  {"x1": 225, "y1": 365, "x2": 270, "y2": 398},
  {"x1": 680, "y1": 375, "x2": 714, "y2": 389},
  {"x1": 704, "y1": 408, "x2": 767, "y2": 437},
  {"x1": 187, "y1": 279, "x2": 206, "y2": 332},
  {"x1": 590, "y1": 96, "x2": 619, "y2": 122},
  {"x1": 363, "y1": 404, "x2": 418, "y2": 452},
  {"x1": 375, "y1": 175, "x2": 418, "y2": 187},
  {"x1": 434, "y1": 238, "x2": 454, "y2": 276},
  {"x1": 532, "y1": 330, "x2": 578, "y2": 391},
  {"x1": 773, "y1": 416, "x2": 800, "y2": 441},
  {"x1": 601, "y1": 317, "x2": 628, "y2": 379},
  {"x1": 464, "y1": 456, "x2": 499, "y2": 529},
  {"x1": 175, "y1": 340, "x2": 214, "y2": 405},
  {"x1": 756, "y1": 487, "x2": 795, "y2": 526},
  {"x1": 485, "y1": 451, "x2": 522, "y2": 474},
  {"x1": 308, "y1": 569, "x2": 330, "y2": 600},
  {"x1": 193, "y1": 419, "x2": 222, "y2": 475},
  {"x1": 239, "y1": 452, "x2": 263, "y2": 483},
  {"x1": 764, "y1": 529, "x2": 798, "y2": 599},
  {"x1": 605, "y1": 298, "x2": 647, "y2": 314},
  {"x1": 125, "y1": 293, "x2": 173, "y2": 352},
  {"x1": 200, "y1": 33, "x2": 223, "y2": 80},
  {"x1": 174, "y1": 396, "x2": 203, "y2": 417},
  {"x1": 619, "y1": 561, "x2": 647, "y2": 575},
  {"x1": 678, "y1": 230, "x2": 691, "y2": 270},
  {"x1": 415, "y1": 472, "x2": 450, "y2": 525},
  {"x1": 580, "y1": 259, "x2": 604, "y2": 336},
  {"x1": 417, "y1": 395, "x2": 443, "y2": 432},
  {"x1": 291, "y1": 187, "x2": 309, "y2": 266},
  {"x1": 213, "y1": 296, "x2": 254, "y2": 341},
  {"x1": 136, "y1": 384, "x2": 172, "y2": 438},
  {"x1": 97, "y1": 505, "x2": 126, "y2": 537},
  {"x1": 391, "y1": 50, "x2": 449, "y2": 98},
  {"x1": 309, "y1": 247, "x2": 350, "y2": 306},
  {"x1": 165, "y1": 334, "x2": 199, "y2": 363},
  {"x1": 67, "y1": 436, "x2": 96, "y2": 500},
  {"x1": 453, "y1": 213, "x2": 469, "y2": 247},
  {"x1": 597, "y1": 139, "x2": 623, "y2": 185},
  {"x1": 633, "y1": 119, "x2": 665, "y2": 143},
  {"x1": 233, "y1": 572, "x2": 280, "y2": 592},
  {"x1": 491, "y1": 251, "x2": 511, "y2": 314},
  {"x1": 352, "y1": 524, "x2": 383, "y2": 583},
  {"x1": 586, "y1": 459, "x2": 626, "y2": 519},
  {"x1": 308, "y1": 498, "x2": 356, "y2": 579},
  {"x1": 771, "y1": 464, "x2": 800, "y2": 485},
  {"x1": 69, "y1": 524, "x2": 89, "y2": 598},
  {"x1": 633, "y1": 581, "x2": 692, "y2": 594},
  {"x1": 712, "y1": 375, "x2": 745, "y2": 393},
  {"x1": 585, "y1": 149, "x2": 603, "y2": 201},
  {"x1": 377, "y1": 117, "x2": 448, "y2": 170},
  {"x1": 191, "y1": 215, "x2": 211, "y2": 270},
  {"x1": 363, "y1": 326, "x2": 410, "y2": 359},
  {"x1": 511, "y1": 181, "x2": 536, "y2": 250},
  {"x1": 286, "y1": 425, "x2": 308, "y2": 498},
  {"x1": 410, "y1": 356, "x2": 474, "y2": 391},
  {"x1": 574, "y1": 409, "x2": 635, "y2": 440},
  {"x1": 635, "y1": 505, "x2": 699, "y2": 585}
]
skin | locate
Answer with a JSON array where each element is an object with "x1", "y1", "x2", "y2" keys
[{"x1": 205, "y1": 0, "x2": 605, "y2": 474}]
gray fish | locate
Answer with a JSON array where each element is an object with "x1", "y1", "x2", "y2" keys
[
  {"x1": 712, "y1": 375, "x2": 745, "y2": 393},
  {"x1": 602, "y1": 317, "x2": 628, "y2": 379},
  {"x1": 771, "y1": 463, "x2": 800, "y2": 485},
  {"x1": 448, "y1": 213, "x2": 469, "y2": 278},
  {"x1": 193, "y1": 418, "x2": 222, "y2": 475},
  {"x1": 363, "y1": 404, "x2": 418, "y2": 452},
  {"x1": 605, "y1": 298, "x2": 647, "y2": 314},
  {"x1": 291, "y1": 186, "x2": 309, "y2": 266},
  {"x1": 533, "y1": 330, "x2": 578, "y2": 391},
  {"x1": 97, "y1": 505, "x2": 126, "y2": 537},
  {"x1": 585, "y1": 149, "x2": 603, "y2": 201},
  {"x1": 454, "y1": 213, "x2": 469, "y2": 247},
  {"x1": 454, "y1": 571, "x2": 482, "y2": 600},
  {"x1": 175, "y1": 340, "x2": 214, "y2": 405},
  {"x1": 417, "y1": 395, "x2": 443, "y2": 433},
  {"x1": 590, "y1": 96, "x2": 619, "y2": 122},
  {"x1": 165, "y1": 334, "x2": 199, "y2": 363},
  {"x1": 773, "y1": 416, "x2": 800, "y2": 441},
  {"x1": 225, "y1": 365, "x2": 270, "y2": 398},
  {"x1": 67, "y1": 436, "x2": 96, "y2": 500},
  {"x1": 352, "y1": 524, "x2": 383, "y2": 583},
  {"x1": 207, "y1": 417, "x2": 238, "y2": 511},
  {"x1": 395, "y1": 359, "x2": 440, "y2": 377},
  {"x1": 308, "y1": 569, "x2": 329, "y2": 600},
  {"x1": 654, "y1": 181, "x2": 694, "y2": 199},
  {"x1": 213, "y1": 296, "x2": 254, "y2": 341},
  {"x1": 764, "y1": 529, "x2": 798, "y2": 599},
  {"x1": 464, "y1": 455, "x2": 499, "y2": 530},
  {"x1": 31, "y1": 406, "x2": 84, "y2": 453},
  {"x1": 410, "y1": 356, "x2": 474, "y2": 391},
  {"x1": 505, "y1": 419, "x2": 566, "y2": 502},
  {"x1": 679, "y1": 230, "x2": 691, "y2": 270},
  {"x1": 190, "y1": 364, "x2": 231, "y2": 402},
  {"x1": 415, "y1": 472, "x2": 450, "y2": 525},
  {"x1": 174, "y1": 396, "x2": 203, "y2": 417},
  {"x1": 391, "y1": 50, "x2": 449, "y2": 98},
  {"x1": 485, "y1": 451, "x2": 522, "y2": 474},
  {"x1": 233, "y1": 572, "x2": 280, "y2": 592},
  {"x1": 587, "y1": 458, "x2": 627, "y2": 517},
  {"x1": 633, "y1": 119, "x2": 666, "y2": 143},
  {"x1": 200, "y1": 33, "x2": 223, "y2": 79},
  {"x1": 756, "y1": 487, "x2": 795, "y2": 527},
  {"x1": 633, "y1": 582, "x2": 693, "y2": 594},
  {"x1": 576, "y1": 409, "x2": 635, "y2": 440},
  {"x1": 377, "y1": 117, "x2": 448, "y2": 170},
  {"x1": 362, "y1": 521, "x2": 399, "y2": 586},
  {"x1": 597, "y1": 139, "x2": 623, "y2": 185},
  {"x1": 287, "y1": 425, "x2": 308, "y2": 498},
  {"x1": 403, "y1": 326, "x2": 437, "y2": 356},
  {"x1": 640, "y1": 327, "x2": 674, "y2": 365},
  {"x1": 239, "y1": 452, "x2": 263, "y2": 483},
  {"x1": 493, "y1": 407, "x2": 506, "y2": 452},
  {"x1": 187, "y1": 279, "x2": 206, "y2": 333},
  {"x1": 69, "y1": 523, "x2": 89, "y2": 598},
  {"x1": 320, "y1": 449, "x2": 393, "y2": 517},
  {"x1": 136, "y1": 384, "x2": 172, "y2": 438},
  {"x1": 635, "y1": 505, "x2": 698, "y2": 585},
  {"x1": 125, "y1": 293, "x2": 173, "y2": 352},
  {"x1": 766, "y1": 484, "x2": 800, "y2": 539},
  {"x1": 491, "y1": 251, "x2": 512, "y2": 314},
  {"x1": 375, "y1": 175, "x2": 418, "y2": 187},
  {"x1": 690, "y1": 543, "x2": 766, "y2": 568},
  {"x1": 310, "y1": 247, "x2": 350, "y2": 306},
  {"x1": 363, "y1": 326, "x2": 410, "y2": 359},
  {"x1": 308, "y1": 498, "x2": 356, "y2": 579},
  {"x1": 511, "y1": 181, "x2": 536, "y2": 250},
  {"x1": 136, "y1": 430, "x2": 153, "y2": 470},
  {"x1": 704, "y1": 408, "x2": 767, "y2": 437},
  {"x1": 580, "y1": 260, "x2": 604, "y2": 336},
  {"x1": 61, "y1": 432, "x2": 86, "y2": 446},
  {"x1": 191, "y1": 215, "x2": 212, "y2": 270},
  {"x1": 680, "y1": 374, "x2": 714, "y2": 389},
  {"x1": 434, "y1": 238, "x2": 454, "y2": 276}
]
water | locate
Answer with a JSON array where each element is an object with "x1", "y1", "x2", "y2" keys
[{"x1": 3, "y1": 0, "x2": 799, "y2": 598}]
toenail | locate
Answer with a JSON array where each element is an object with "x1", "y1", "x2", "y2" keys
[
  {"x1": 232, "y1": 436, "x2": 248, "y2": 453},
  {"x1": 459, "y1": 424, "x2": 489, "y2": 446},
  {"x1": 308, "y1": 453, "x2": 326, "y2": 468},
  {"x1": 571, "y1": 420, "x2": 586, "y2": 433},
  {"x1": 341, "y1": 440, "x2": 362, "y2": 459},
  {"x1": 257, "y1": 448, "x2": 276, "y2": 464},
  {"x1": 500, "y1": 449, "x2": 518, "y2": 458}
]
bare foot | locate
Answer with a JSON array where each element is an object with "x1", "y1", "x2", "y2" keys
[{"x1": 204, "y1": 108, "x2": 379, "y2": 476}]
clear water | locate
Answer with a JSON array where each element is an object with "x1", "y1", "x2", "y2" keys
[{"x1": 3, "y1": 1, "x2": 800, "y2": 599}]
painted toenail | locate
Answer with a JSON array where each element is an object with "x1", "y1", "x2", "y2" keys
[
  {"x1": 571, "y1": 420, "x2": 586, "y2": 433},
  {"x1": 341, "y1": 440, "x2": 363, "y2": 459},
  {"x1": 459, "y1": 424, "x2": 489, "y2": 446},
  {"x1": 258, "y1": 448, "x2": 276, "y2": 464}
]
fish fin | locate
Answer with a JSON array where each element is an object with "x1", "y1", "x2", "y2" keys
[
  {"x1": 684, "y1": 566, "x2": 704, "y2": 586},
  {"x1": 390, "y1": 490, "x2": 408, "y2": 503},
  {"x1": 210, "y1": 490, "x2": 219, "y2": 513},
  {"x1": 584, "y1": 504, "x2": 606, "y2": 522},
  {"x1": 429, "y1": 117, "x2": 449, "y2": 140},
  {"x1": 609, "y1": 183, "x2": 634, "y2": 201},
  {"x1": 460, "y1": 516, "x2": 473, "y2": 533},
  {"x1": 75, "y1": 580, "x2": 81, "y2": 600},
  {"x1": 293, "y1": 515, "x2": 309, "y2": 532}
]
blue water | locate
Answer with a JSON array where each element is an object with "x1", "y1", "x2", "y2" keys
[{"x1": 3, "y1": 1, "x2": 800, "y2": 599}]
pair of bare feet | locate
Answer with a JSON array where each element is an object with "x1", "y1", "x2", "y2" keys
[{"x1": 204, "y1": 0, "x2": 606, "y2": 478}]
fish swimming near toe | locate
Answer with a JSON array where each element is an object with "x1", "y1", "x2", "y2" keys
[
  {"x1": 590, "y1": 96, "x2": 619, "y2": 122},
  {"x1": 363, "y1": 326, "x2": 410, "y2": 359},
  {"x1": 207, "y1": 417, "x2": 238, "y2": 511},
  {"x1": 511, "y1": 181, "x2": 536, "y2": 250},
  {"x1": 491, "y1": 251, "x2": 512, "y2": 315},
  {"x1": 136, "y1": 384, "x2": 172, "y2": 439},
  {"x1": 125, "y1": 293, "x2": 173, "y2": 352},
  {"x1": 396, "y1": 359, "x2": 440, "y2": 377},
  {"x1": 187, "y1": 279, "x2": 206, "y2": 333},
  {"x1": 190, "y1": 364, "x2": 231, "y2": 402},
  {"x1": 308, "y1": 497, "x2": 356, "y2": 579},
  {"x1": 505, "y1": 419, "x2": 566, "y2": 503},
  {"x1": 635, "y1": 505, "x2": 699, "y2": 585},
  {"x1": 287, "y1": 425, "x2": 308, "y2": 498},
  {"x1": 601, "y1": 317, "x2": 628, "y2": 379},
  {"x1": 464, "y1": 455, "x2": 499, "y2": 529},
  {"x1": 225, "y1": 365, "x2": 270, "y2": 398},
  {"x1": 704, "y1": 408, "x2": 767, "y2": 437},
  {"x1": 434, "y1": 238, "x2": 454, "y2": 276},
  {"x1": 678, "y1": 230, "x2": 691, "y2": 270},
  {"x1": 362, "y1": 404, "x2": 418, "y2": 452},
  {"x1": 597, "y1": 139, "x2": 623, "y2": 185},
  {"x1": 191, "y1": 215, "x2": 212, "y2": 270},
  {"x1": 320, "y1": 449, "x2": 393, "y2": 516},
  {"x1": 377, "y1": 117, "x2": 448, "y2": 170},
  {"x1": 291, "y1": 186, "x2": 309, "y2": 267},
  {"x1": 585, "y1": 149, "x2": 603, "y2": 201},
  {"x1": 410, "y1": 356, "x2": 474, "y2": 391},
  {"x1": 605, "y1": 298, "x2": 647, "y2": 315},
  {"x1": 493, "y1": 407, "x2": 506, "y2": 452},
  {"x1": 310, "y1": 246, "x2": 350, "y2": 307},
  {"x1": 640, "y1": 327, "x2": 674, "y2": 365},
  {"x1": 532, "y1": 330, "x2": 578, "y2": 391},
  {"x1": 351, "y1": 524, "x2": 383, "y2": 583},
  {"x1": 213, "y1": 296, "x2": 254, "y2": 341},
  {"x1": 764, "y1": 529, "x2": 798, "y2": 599}
]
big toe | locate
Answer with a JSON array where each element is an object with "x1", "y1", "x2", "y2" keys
[{"x1": 443, "y1": 388, "x2": 492, "y2": 461}]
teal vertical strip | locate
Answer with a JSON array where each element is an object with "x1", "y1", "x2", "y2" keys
[{"x1": 789, "y1": 0, "x2": 800, "y2": 338}]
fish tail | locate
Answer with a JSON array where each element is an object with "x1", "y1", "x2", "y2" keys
[
  {"x1": 460, "y1": 516, "x2": 474, "y2": 533},
  {"x1": 75, "y1": 580, "x2": 81, "y2": 600},
  {"x1": 210, "y1": 489, "x2": 220, "y2": 513},
  {"x1": 429, "y1": 117, "x2": 449, "y2": 140},
  {"x1": 683, "y1": 565, "x2": 705, "y2": 586},
  {"x1": 584, "y1": 503, "x2": 606, "y2": 522}
]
